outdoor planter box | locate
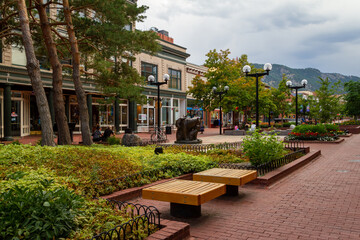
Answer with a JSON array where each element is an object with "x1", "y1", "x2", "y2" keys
[
  {"x1": 339, "y1": 125, "x2": 360, "y2": 134},
  {"x1": 224, "y1": 130, "x2": 246, "y2": 135},
  {"x1": 284, "y1": 138, "x2": 344, "y2": 144}
]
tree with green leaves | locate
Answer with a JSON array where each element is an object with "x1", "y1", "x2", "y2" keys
[
  {"x1": 313, "y1": 77, "x2": 341, "y2": 123},
  {"x1": 188, "y1": 50, "x2": 267, "y2": 127},
  {"x1": 344, "y1": 80, "x2": 360, "y2": 120},
  {"x1": 1, "y1": 0, "x2": 159, "y2": 144},
  {"x1": 271, "y1": 74, "x2": 292, "y2": 124}
]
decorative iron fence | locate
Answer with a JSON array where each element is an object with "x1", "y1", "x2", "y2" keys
[
  {"x1": 219, "y1": 149, "x2": 306, "y2": 176},
  {"x1": 88, "y1": 199, "x2": 160, "y2": 240},
  {"x1": 284, "y1": 140, "x2": 305, "y2": 151},
  {"x1": 160, "y1": 141, "x2": 243, "y2": 152}
]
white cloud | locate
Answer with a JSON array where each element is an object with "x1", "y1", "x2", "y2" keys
[{"x1": 137, "y1": 0, "x2": 360, "y2": 76}]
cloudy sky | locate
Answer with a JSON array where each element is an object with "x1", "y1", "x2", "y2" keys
[{"x1": 136, "y1": 0, "x2": 360, "y2": 77}]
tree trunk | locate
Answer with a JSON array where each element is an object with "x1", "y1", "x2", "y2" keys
[
  {"x1": 17, "y1": 0, "x2": 55, "y2": 146},
  {"x1": 63, "y1": 0, "x2": 92, "y2": 145},
  {"x1": 36, "y1": 2, "x2": 71, "y2": 145}
]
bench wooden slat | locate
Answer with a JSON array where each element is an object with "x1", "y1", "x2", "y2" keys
[
  {"x1": 193, "y1": 168, "x2": 257, "y2": 186},
  {"x1": 142, "y1": 180, "x2": 226, "y2": 206}
]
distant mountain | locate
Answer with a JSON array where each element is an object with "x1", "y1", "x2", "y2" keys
[{"x1": 253, "y1": 64, "x2": 360, "y2": 92}]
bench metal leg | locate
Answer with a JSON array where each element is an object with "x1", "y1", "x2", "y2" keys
[
  {"x1": 170, "y1": 203, "x2": 201, "y2": 218},
  {"x1": 226, "y1": 185, "x2": 239, "y2": 196}
]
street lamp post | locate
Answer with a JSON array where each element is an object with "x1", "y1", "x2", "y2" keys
[
  {"x1": 212, "y1": 86, "x2": 229, "y2": 135},
  {"x1": 148, "y1": 74, "x2": 170, "y2": 131},
  {"x1": 242, "y1": 63, "x2": 272, "y2": 128},
  {"x1": 286, "y1": 79, "x2": 308, "y2": 126}
]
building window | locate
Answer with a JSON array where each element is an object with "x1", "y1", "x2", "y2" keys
[
  {"x1": 168, "y1": 69, "x2": 181, "y2": 90},
  {"x1": 141, "y1": 62, "x2": 158, "y2": 84},
  {"x1": 12, "y1": 46, "x2": 26, "y2": 66}
]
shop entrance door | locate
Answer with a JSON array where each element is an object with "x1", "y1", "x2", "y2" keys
[
  {"x1": 11, "y1": 100, "x2": 21, "y2": 136},
  {"x1": 149, "y1": 108, "x2": 155, "y2": 127}
]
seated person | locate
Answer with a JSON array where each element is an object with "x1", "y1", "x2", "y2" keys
[
  {"x1": 92, "y1": 126, "x2": 102, "y2": 142},
  {"x1": 102, "y1": 127, "x2": 115, "y2": 142}
]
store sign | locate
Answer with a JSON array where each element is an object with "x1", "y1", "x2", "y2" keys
[{"x1": 139, "y1": 114, "x2": 147, "y2": 121}]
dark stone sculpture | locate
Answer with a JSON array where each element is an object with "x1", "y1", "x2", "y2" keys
[
  {"x1": 175, "y1": 117, "x2": 202, "y2": 144},
  {"x1": 122, "y1": 134, "x2": 142, "y2": 146}
]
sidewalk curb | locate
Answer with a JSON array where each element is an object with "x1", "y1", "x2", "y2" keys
[{"x1": 251, "y1": 150, "x2": 321, "y2": 186}]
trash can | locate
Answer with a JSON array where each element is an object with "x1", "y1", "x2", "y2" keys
[
  {"x1": 165, "y1": 126, "x2": 172, "y2": 134},
  {"x1": 125, "y1": 128, "x2": 132, "y2": 134}
]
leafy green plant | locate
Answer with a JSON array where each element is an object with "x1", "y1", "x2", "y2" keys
[
  {"x1": 107, "y1": 136, "x2": 121, "y2": 145},
  {"x1": 282, "y1": 122, "x2": 291, "y2": 127},
  {"x1": 322, "y1": 123, "x2": 339, "y2": 132},
  {"x1": 242, "y1": 130, "x2": 286, "y2": 166},
  {"x1": 0, "y1": 180, "x2": 84, "y2": 240},
  {"x1": 291, "y1": 124, "x2": 327, "y2": 134}
]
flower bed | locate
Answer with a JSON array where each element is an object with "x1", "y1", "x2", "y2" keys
[{"x1": 286, "y1": 124, "x2": 340, "y2": 142}]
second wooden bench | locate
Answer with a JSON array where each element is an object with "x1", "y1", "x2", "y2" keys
[{"x1": 193, "y1": 168, "x2": 257, "y2": 196}]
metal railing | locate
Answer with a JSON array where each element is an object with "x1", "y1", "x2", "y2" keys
[
  {"x1": 284, "y1": 140, "x2": 305, "y2": 151},
  {"x1": 219, "y1": 149, "x2": 306, "y2": 176},
  {"x1": 160, "y1": 141, "x2": 243, "y2": 152},
  {"x1": 88, "y1": 199, "x2": 160, "y2": 240}
]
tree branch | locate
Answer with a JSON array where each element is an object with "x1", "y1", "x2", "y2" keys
[
  {"x1": 0, "y1": 32, "x2": 22, "y2": 38},
  {"x1": 62, "y1": 64, "x2": 99, "y2": 78},
  {"x1": 49, "y1": 22, "x2": 68, "y2": 26}
]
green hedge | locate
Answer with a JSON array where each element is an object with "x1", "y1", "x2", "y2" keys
[{"x1": 291, "y1": 124, "x2": 327, "y2": 134}]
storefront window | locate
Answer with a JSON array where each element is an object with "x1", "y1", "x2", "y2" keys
[
  {"x1": 162, "y1": 107, "x2": 171, "y2": 125},
  {"x1": 70, "y1": 104, "x2": 80, "y2": 124},
  {"x1": 121, "y1": 105, "x2": 127, "y2": 125},
  {"x1": 99, "y1": 105, "x2": 114, "y2": 125}
]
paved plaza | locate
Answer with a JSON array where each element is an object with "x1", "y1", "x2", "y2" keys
[
  {"x1": 135, "y1": 134, "x2": 360, "y2": 240},
  {"x1": 6, "y1": 128, "x2": 360, "y2": 239}
]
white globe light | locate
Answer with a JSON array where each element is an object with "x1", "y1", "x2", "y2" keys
[
  {"x1": 148, "y1": 75, "x2": 155, "y2": 82},
  {"x1": 212, "y1": 86, "x2": 217, "y2": 92},
  {"x1": 163, "y1": 74, "x2": 170, "y2": 82},
  {"x1": 224, "y1": 86, "x2": 229, "y2": 91},
  {"x1": 286, "y1": 81, "x2": 292, "y2": 87},
  {"x1": 243, "y1": 65, "x2": 251, "y2": 73},
  {"x1": 301, "y1": 79, "x2": 308, "y2": 86},
  {"x1": 264, "y1": 63, "x2": 272, "y2": 71}
]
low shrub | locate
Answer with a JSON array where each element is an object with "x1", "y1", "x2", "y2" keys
[
  {"x1": 322, "y1": 123, "x2": 339, "y2": 133},
  {"x1": 274, "y1": 123, "x2": 282, "y2": 128},
  {"x1": 242, "y1": 130, "x2": 286, "y2": 166},
  {"x1": 107, "y1": 136, "x2": 121, "y2": 145},
  {"x1": 0, "y1": 179, "x2": 84, "y2": 240},
  {"x1": 282, "y1": 122, "x2": 292, "y2": 127},
  {"x1": 287, "y1": 132, "x2": 338, "y2": 141},
  {"x1": 338, "y1": 120, "x2": 360, "y2": 125},
  {"x1": 291, "y1": 124, "x2": 327, "y2": 134}
]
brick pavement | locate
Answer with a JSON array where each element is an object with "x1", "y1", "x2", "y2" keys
[
  {"x1": 134, "y1": 135, "x2": 360, "y2": 240},
  {"x1": 7, "y1": 127, "x2": 232, "y2": 145}
]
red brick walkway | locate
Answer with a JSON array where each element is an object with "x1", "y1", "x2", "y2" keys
[
  {"x1": 134, "y1": 135, "x2": 360, "y2": 240},
  {"x1": 8, "y1": 127, "x2": 221, "y2": 145}
]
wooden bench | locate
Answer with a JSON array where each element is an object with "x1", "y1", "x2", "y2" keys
[
  {"x1": 193, "y1": 168, "x2": 257, "y2": 196},
  {"x1": 142, "y1": 179, "x2": 226, "y2": 218}
]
